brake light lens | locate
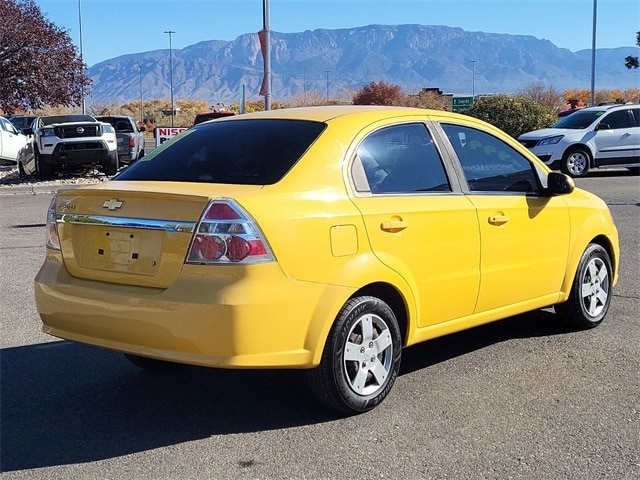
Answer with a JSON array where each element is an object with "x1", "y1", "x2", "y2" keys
[
  {"x1": 129, "y1": 135, "x2": 135, "y2": 148},
  {"x1": 46, "y1": 196, "x2": 60, "y2": 250},
  {"x1": 186, "y1": 200, "x2": 274, "y2": 264}
]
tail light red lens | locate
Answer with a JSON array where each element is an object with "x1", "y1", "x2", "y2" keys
[
  {"x1": 186, "y1": 200, "x2": 274, "y2": 264},
  {"x1": 198, "y1": 235, "x2": 226, "y2": 260},
  {"x1": 46, "y1": 196, "x2": 61, "y2": 250},
  {"x1": 128, "y1": 136, "x2": 135, "y2": 148}
]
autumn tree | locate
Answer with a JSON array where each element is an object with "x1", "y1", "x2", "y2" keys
[
  {"x1": 352, "y1": 81, "x2": 404, "y2": 106},
  {"x1": 403, "y1": 88, "x2": 451, "y2": 111},
  {"x1": 0, "y1": 0, "x2": 90, "y2": 113},
  {"x1": 624, "y1": 32, "x2": 639, "y2": 69},
  {"x1": 516, "y1": 82, "x2": 565, "y2": 112}
]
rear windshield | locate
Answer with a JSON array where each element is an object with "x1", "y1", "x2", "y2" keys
[
  {"x1": 114, "y1": 119, "x2": 326, "y2": 185},
  {"x1": 96, "y1": 117, "x2": 134, "y2": 132}
]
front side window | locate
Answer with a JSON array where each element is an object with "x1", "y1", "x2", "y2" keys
[
  {"x1": 441, "y1": 123, "x2": 540, "y2": 193},
  {"x1": 354, "y1": 123, "x2": 450, "y2": 194}
]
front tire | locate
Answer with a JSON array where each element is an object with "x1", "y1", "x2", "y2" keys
[
  {"x1": 561, "y1": 147, "x2": 590, "y2": 177},
  {"x1": 555, "y1": 244, "x2": 613, "y2": 329},
  {"x1": 34, "y1": 150, "x2": 52, "y2": 180},
  {"x1": 308, "y1": 296, "x2": 402, "y2": 414},
  {"x1": 103, "y1": 153, "x2": 119, "y2": 176}
]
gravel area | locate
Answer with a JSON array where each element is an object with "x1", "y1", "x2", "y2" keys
[{"x1": 0, "y1": 163, "x2": 112, "y2": 190}]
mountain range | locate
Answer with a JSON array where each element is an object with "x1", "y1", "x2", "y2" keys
[{"x1": 86, "y1": 24, "x2": 640, "y2": 106}]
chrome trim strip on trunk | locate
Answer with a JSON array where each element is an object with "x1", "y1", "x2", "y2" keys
[{"x1": 56, "y1": 213, "x2": 196, "y2": 233}]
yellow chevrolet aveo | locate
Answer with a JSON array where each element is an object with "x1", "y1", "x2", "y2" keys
[{"x1": 35, "y1": 106, "x2": 619, "y2": 414}]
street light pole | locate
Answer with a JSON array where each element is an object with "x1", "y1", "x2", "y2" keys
[
  {"x1": 470, "y1": 60, "x2": 476, "y2": 98},
  {"x1": 325, "y1": 70, "x2": 330, "y2": 103},
  {"x1": 164, "y1": 30, "x2": 175, "y2": 126},
  {"x1": 590, "y1": 0, "x2": 597, "y2": 106},
  {"x1": 262, "y1": 0, "x2": 271, "y2": 111},
  {"x1": 78, "y1": 0, "x2": 85, "y2": 114},
  {"x1": 137, "y1": 64, "x2": 143, "y2": 126}
]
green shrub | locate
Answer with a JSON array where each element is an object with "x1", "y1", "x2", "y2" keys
[{"x1": 464, "y1": 95, "x2": 557, "y2": 139}]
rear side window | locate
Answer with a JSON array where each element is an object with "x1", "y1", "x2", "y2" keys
[
  {"x1": 115, "y1": 119, "x2": 325, "y2": 185},
  {"x1": 355, "y1": 123, "x2": 450, "y2": 194}
]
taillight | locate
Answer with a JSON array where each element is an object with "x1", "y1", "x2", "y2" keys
[
  {"x1": 128, "y1": 135, "x2": 135, "y2": 148},
  {"x1": 186, "y1": 200, "x2": 274, "y2": 264},
  {"x1": 46, "y1": 196, "x2": 60, "y2": 250}
]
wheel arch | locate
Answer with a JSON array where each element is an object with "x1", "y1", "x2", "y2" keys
[
  {"x1": 352, "y1": 282, "x2": 408, "y2": 344},
  {"x1": 305, "y1": 278, "x2": 414, "y2": 367},
  {"x1": 560, "y1": 232, "x2": 619, "y2": 303}
]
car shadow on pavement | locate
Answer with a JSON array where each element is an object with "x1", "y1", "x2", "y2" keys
[
  {"x1": 1, "y1": 309, "x2": 569, "y2": 472},
  {"x1": 399, "y1": 309, "x2": 570, "y2": 376}
]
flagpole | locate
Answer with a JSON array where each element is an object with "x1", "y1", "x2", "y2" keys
[
  {"x1": 263, "y1": 0, "x2": 271, "y2": 110},
  {"x1": 590, "y1": 0, "x2": 597, "y2": 106}
]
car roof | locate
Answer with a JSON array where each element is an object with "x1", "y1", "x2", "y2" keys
[
  {"x1": 223, "y1": 105, "x2": 459, "y2": 123},
  {"x1": 579, "y1": 103, "x2": 636, "y2": 113}
]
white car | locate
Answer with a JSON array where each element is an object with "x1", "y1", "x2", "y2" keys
[
  {"x1": 518, "y1": 104, "x2": 640, "y2": 177},
  {"x1": 0, "y1": 116, "x2": 28, "y2": 164}
]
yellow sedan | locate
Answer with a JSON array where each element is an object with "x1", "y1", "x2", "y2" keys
[{"x1": 35, "y1": 106, "x2": 619, "y2": 414}]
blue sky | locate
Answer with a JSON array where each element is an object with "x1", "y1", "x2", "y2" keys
[{"x1": 34, "y1": 0, "x2": 639, "y2": 67}]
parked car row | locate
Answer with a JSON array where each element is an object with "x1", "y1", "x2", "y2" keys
[
  {"x1": 17, "y1": 114, "x2": 119, "y2": 179},
  {"x1": 0, "y1": 113, "x2": 147, "y2": 179},
  {"x1": 3, "y1": 104, "x2": 638, "y2": 180}
]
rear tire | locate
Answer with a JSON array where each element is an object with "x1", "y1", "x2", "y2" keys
[
  {"x1": 555, "y1": 244, "x2": 613, "y2": 330},
  {"x1": 561, "y1": 147, "x2": 590, "y2": 178},
  {"x1": 308, "y1": 296, "x2": 402, "y2": 414}
]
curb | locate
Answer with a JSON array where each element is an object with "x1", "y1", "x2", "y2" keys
[{"x1": 0, "y1": 185, "x2": 58, "y2": 196}]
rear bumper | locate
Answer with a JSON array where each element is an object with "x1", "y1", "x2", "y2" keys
[
  {"x1": 117, "y1": 151, "x2": 134, "y2": 163},
  {"x1": 35, "y1": 253, "x2": 353, "y2": 369}
]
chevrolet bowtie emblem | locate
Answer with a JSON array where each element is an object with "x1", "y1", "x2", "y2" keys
[{"x1": 103, "y1": 198, "x2": 124, "y2": 210}]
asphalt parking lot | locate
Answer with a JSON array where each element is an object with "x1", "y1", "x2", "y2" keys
[{"x1": 0, "y1": 169, "x2": 638, "y2": 480}]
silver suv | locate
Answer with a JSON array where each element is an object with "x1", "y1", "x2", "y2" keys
[{"x1": 518, "y1": 104, "x2": 640, "y2": 177}]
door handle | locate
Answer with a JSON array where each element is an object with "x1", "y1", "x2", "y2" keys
[
  {"x1": 381, "y1": 220, "x2": 409, "y2": 232},
  {"x1": 488, "y1": 214, "x2": 510, "y2": 225}
]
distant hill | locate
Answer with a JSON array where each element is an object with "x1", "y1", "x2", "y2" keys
[{"x1": 86, "y1": 24, "x2": 640, "y2": 105}]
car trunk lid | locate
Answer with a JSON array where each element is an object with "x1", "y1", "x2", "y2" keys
[{"x1": 53, "y1": 182, "x2": 262, "y2": 288}]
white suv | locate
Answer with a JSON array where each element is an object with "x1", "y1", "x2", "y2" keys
[{"x1": 518, "y1": 104, "x2": 640, "y2": 177}]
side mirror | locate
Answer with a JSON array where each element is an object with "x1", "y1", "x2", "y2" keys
[
  {"x1": 547, "y1": 172, "x2": 574, "y2": 195},
  {"x1": 596, "y1": 123, "x2": 610, "y2": 131},
  {"x1": 139, "y1": 126, "x2": 146, "y2": 132},
  {"x1": 22, "y1": 127, "x2": 33, "y2": 136}
]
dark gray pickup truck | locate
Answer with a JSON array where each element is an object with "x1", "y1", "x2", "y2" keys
[{"x1": 96, "y1": 115, "x2": 146, "y2": 165}]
